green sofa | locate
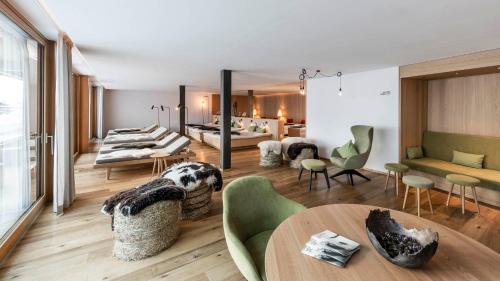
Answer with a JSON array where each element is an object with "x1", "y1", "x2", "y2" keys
[{"x1": 402, "y1": 131, "x2": 500, "y2": 191}]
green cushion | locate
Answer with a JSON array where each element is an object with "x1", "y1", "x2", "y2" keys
[
  {"x1": 402, "y1": 175, "x2": 434, "y2": 188},
  {"x1": 301, "y1": 159, "x2": 326, "y2": 171},
  {"x1": 446, "y1": 174, "x2": 480, "y2": 186},
  {"x1": 452, "y1": 150, "x2": 484, "y2": 169},
  {"x1": 248, "y1": 125, "x2": 257, "y2": 132},
  {"x1": 422, "y1": 131, "x2": 500, "y2": 170},
  {"x1": 337, "y1": 140, "x2": 358, "y2": 159},
  {"x1": 407, "y1": 146, "x2": 423, "y2": 160},
  {"x1": 402, "y1": 158, "x2": 500, "y2": 191},
  {"x1": 256, "y1": 127, "x2": 265, "y2": 133},
  {"x1": 244, "y1": 230, "x2": 273, "y2": 281},
  {"x1": 384, "y1": 163, "x2": 409, "y2": 173}
]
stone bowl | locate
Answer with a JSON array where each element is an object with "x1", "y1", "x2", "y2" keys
[{"x1": 365, "y1": 209, "x2": 438, "y2": 268}]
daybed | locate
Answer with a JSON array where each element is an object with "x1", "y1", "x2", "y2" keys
[
  {"x1": 99, "y1": 132, "x2": 180, "y2": 154},
  {"x1": 94, "y1": 136, "x2": 194, "y2": 179},
  {"x1": 202, "y1": 130, "x2": 272, "y2": 150},
  {"x1": 103, "y1": 127, "x2": 168, "y2": 144},
  {"x1": 402, "y1": 131, "x2": 500, "y2": 205},
  {"x1": 106, "y1": 123, "x2": 158, "y2": 136}
]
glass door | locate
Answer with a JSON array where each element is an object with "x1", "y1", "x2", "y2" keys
[{"x1": 0, "y1": 12, "x2": 44, "y2": 239}]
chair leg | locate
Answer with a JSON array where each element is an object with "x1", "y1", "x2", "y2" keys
[
  {"x1": 384, "y1": 171, "x2": 390, "y2": 191},
  {"x1": 152, "y1": 159, "x2": 157, "y2": 177},
  {"x1": 309, "y1": 170, "x2": 313, "y2": 191},
  {"x1": 461, "y1": 186, "x2": 465, "y2": 214},
  {"x1": 349, "y1": 174, "x2": 354, "y2": 186},
  {"x1": 395, "y1": 172, "x2": 399, "y2": 197},
  {"x1": 403, "y1": 185, "x2": 409, "y2": 210},
  {"x1": 298, "y1": 166, "x2": 304, "y2": 181},
  {"x1": 314, "y1": 172, "x2": 317, "y2": 179},
  {"x1": 351, "y1": 169, "x2": 370, "y2": 181},
  {"x1": 471, "y1": 186, "x2": 480, "y2": 214},
  {"x1": 323, "y1": 169, "x2": 331, "y2": 189},
  {"x1": 417, "y1": 189, "x2": 421, "y2": 217},
  {"x1": 446, "y1": 183, "x2": 455, "y2": 206},
  {"x1": 426, "y1": 188, "x2": 433, "y2": 214}
]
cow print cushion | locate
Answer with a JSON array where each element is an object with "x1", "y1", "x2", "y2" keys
[{"x1": 161, "y1": 162, "x2": 223, "y2": 192}]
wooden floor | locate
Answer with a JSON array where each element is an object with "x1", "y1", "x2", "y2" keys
[{"x1": 1, "y1": 141, "x2": 499, "y2": 281}]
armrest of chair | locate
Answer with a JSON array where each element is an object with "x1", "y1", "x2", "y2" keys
[{"x1": 344, "y1": 152, "x2": 370, "y2": 170}]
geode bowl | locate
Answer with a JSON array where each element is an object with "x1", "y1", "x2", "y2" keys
[{"x1": 365, "y1": 209, "x2": 438, "y2": 268}]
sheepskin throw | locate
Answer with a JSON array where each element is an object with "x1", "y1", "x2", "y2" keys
[
  {"x1": 111, "y1": 142, "x2": 157, "y2": 149},
  {"x1": 287, "y1": 143, "x2": 319, "y2": 160},
  {"x1": 161, "y1": 162, "x2": 222, "y2": 191},
  {"x1": 115, "y1": 128, "x2": 141, "y2": 133},
  {"x1": 101, "y1": 178, "x2": 186, "y2": 217},
  {"x1": 258, "y1": 140, "x2": 282, "y2": 157}
]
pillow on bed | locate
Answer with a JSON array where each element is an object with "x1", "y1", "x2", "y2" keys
[
  {"x1": 248, "y1": 123, "x2": 257, "y2": 132},
  {"x1": 256, "y1": 127, "x2": 266, "y2": 133}
]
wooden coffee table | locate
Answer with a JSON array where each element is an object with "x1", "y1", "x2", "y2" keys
[{"x1": 265, "y1": 204, "x2": 500, "y2": 281}]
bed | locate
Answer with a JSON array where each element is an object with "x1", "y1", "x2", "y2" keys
[
  {"x1": 103, "y1": 127, "x2": 168, "y2": 144},
  {"x1": 106, "y1": 124, "x2": 158, "y2": 136},
  {"x1": 99, "y1": 132, "x2": 180, "y2": 154},
  {"x1": 185, "y1": 124, "x2": 243, "y2": 143},
  {"x1": 202, "y1": 130, "x2": 272, "y2": 150},
  {"x1": 94, "y1": 136, "x2": 194, "y2": 179}
]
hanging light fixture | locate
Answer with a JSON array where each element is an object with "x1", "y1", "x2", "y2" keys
[
  {"x1": 337, "y1": 72, "x2": 343, "y2": 96},
  {"x1": 298, "y1": 68, "x2": 339, "y2": 95}
]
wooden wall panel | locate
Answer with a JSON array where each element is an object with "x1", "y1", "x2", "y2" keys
[
  {"x1": 427, "y1": 73, "x2": 500, "y2": 137},
  {"x1": 211, "y1": 94, "x2": 251, "y2": 116},
  {"x1": 254, "y1": 94, "x2": 306, "y2": 123},
  {"x1": 400, "y1": 78, "x2": 428, "y2": 159}
]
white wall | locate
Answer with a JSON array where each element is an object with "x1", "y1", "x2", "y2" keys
[
  {"x1": 306, "y1": 66, "x2": 400, "y2": 172},
  {"x1": 103, "y1": 90, "x2": 212, "y2": 134}
]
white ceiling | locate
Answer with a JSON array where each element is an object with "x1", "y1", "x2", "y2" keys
[{"x1": 8, "y1": 0, "x2": 500, "y2": 93}]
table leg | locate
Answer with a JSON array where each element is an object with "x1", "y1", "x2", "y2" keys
[
  {"x1": 426, "y1": 188, "x2": 433, "y2": 214},
  {"x1": 384, "y1": 171, "x2": 390, "y2": 191},
  {"x1": 152, "y1": 159, "x2": 157, "y2": 177},
  {"x1": 106, "y1": 168, "x2": 111, "y2": 180},
  {"x1": 446, "y1": 183, "x2": 454, "y2": 206},
  {"x1": 471, "y1": 186, "x2": 480, "y2": 214},
  {"x1": 402, "y1": 185, "x2": 409, "y2": 210},
  {"x1": 417, "y1": 189, "x2": 421, "y2": 217},
  {"x1": 323, "y1": 169, "x2": 330, "y2": 189},
  {"x1": 395, "y1": 172, "x2": 399, "y2": 197},
  {"x1": 461, "y1": 186, "x2": 465, "y2": 214}
]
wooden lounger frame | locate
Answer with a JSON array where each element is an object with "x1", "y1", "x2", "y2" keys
[{"x1": 93, "y1": 149, "x2": 196, "y2": 180}]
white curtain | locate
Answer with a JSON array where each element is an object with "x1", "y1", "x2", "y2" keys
[
  {"x1": 0, "y1": 23, "x2": 32, "y2": 217},
  {"x1": 96, "y1": 86, "x2": 104, "y2": 139},
  {"x1": 53, "y1": 33, "x2": 75, "y2": 214}
]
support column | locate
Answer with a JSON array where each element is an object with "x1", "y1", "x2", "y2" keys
[
  {"x1": 179, "y1": 85, "x2": 186, "y2": 135},
  {"x1": 247, "y1": 90, "x2": 254, "y2": 117},
  {"x1": 220, "y1": 70, "x2": 232, "y2": 169}
]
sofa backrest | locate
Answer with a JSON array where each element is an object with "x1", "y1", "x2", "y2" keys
[{"x1": 422, "y1": 131, "x2": 500, "y2": 170}]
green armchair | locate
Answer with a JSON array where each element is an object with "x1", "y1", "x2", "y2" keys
[
  {"x1": 223, "y1": 176, "x2": 305, "y2": 281},
  {"x1": 330, "y1": 125, "x2": 374, "y2": 185}
]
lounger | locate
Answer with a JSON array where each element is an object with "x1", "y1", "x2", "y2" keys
[
  {"x1": 103, "y1": 127, "x2": 168, "y2": 144},
  {"x1": 99, "y1": 132, "x2": 180, "y2": 154},
  {"x1": 94, "y1": 136, "x2": 194, "y2": 179},
  {"x1": 107, "y1": 124, "x2": 158, "y2": 136}
]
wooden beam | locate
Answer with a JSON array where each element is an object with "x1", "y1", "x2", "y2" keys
[
  {"x1": 220, "y1": 70, "x2": 232, "y2": 169},
  {"x1": 179, "y1": 85, "x2": 186, "y2": 135},
  {"x1": 247, "y1": 90, "x2": 254, "y2": 117}
]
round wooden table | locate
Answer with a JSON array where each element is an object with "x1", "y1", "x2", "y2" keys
[
  {"x1": 151, "y1": 152, "x2": 170, "y2": 177},
  {"x1": 265, "y1": 204, "x2": 500, "y2": 281}
]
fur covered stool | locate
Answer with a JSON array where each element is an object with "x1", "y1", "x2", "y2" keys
[
  {"x1": 258, "y1": 140, "x2": 282, "y2": 167},
  {"x1": 161, "y1": 162, "x2": 223, "y2": 220},
  {"x1": 287, "y1": 142, "x2": 319, "y2": 169},
  {"x1": 101, "y1": 178, "x2": 186, "y2": 261}
]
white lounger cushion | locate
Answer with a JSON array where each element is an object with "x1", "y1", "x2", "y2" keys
[
  {"x1": 164, "y1": 136, "x2": 191, "y2": 155},
  {"x1": 103, "y1": 127, "x2": 167, "y2": 144},
  {"x1": 143, "y1": 123, "x2": 159, "y2": 133},
  {"x1": 95, "y1": 148, "x2": 156, "y2": 164},
  {"x1": 99, "y1": 132, "x2": 180, "y2": 154}
]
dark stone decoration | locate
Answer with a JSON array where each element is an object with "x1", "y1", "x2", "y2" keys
[{"x1": 365, "y1": 209, "x2": 439, "y2": 268}]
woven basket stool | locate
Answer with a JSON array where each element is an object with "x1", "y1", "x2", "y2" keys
[
  {"x1": 112, "y1": 200, "x2": 181, "y2": 261},
  {"x1": 258, "y1": 140, "x2": 282, "y2": 167},
  {"x1": 289, "y1": 149, "x2": 314, "y2": 169},
  {"x1": 181, "y1": 182, "x2": 213, "y2": 219}
]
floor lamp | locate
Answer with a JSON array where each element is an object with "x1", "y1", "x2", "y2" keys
[
  {"x1": 162, "y1": 105, "x2": 171, "y2": 131},
  {"x1": 151, "y1": 105, "x2": 164, "y2": 126}
]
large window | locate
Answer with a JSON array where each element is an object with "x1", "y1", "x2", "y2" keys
[{"x1": 0, "y1": 12, "x2": 43, "y2": 239}]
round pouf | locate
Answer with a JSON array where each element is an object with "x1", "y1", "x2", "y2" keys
[
  {"x1": 113, "y1": 200, "x2": 181, "y2": 261},
  {"x1": 402, "y1": 175, "x2": 434, "y2": 217},
  {"x1": 445, "y1": 174, "x2": 481, "y2": 214},
  {"x1": 384, "y1": 163, "x2": 410, "y2": 196},
  {"x1": 290, "y1": 149, "x2": 314, "y2": 169},
  {"x1": 161, "y1": 162, "x2": 223, "y2": 220},
  {"x1": 258, "y1": 140, "x2": 282, "y2": 167}
]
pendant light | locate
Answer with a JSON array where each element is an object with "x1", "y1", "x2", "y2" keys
[{"x1": 337, "y1": 72, "x2": 343, "y2": 96}]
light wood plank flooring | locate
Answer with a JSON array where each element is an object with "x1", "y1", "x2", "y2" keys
[{"x1": 1, "y1": 141, "x2": 499, "y2": 281}]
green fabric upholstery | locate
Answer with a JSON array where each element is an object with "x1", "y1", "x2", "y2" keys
[
  {"x1": 223, "y1": 176, "x2": 306, "y2": 281},
  {"x1": 407, "y1": 146, "x2": 423, "y2": 160},
  {"x1": 256, "y1": 127, "x2": 265, "y2": 133},
  {"x1": 384, "y1": 163, "x2": 409, "y2": 173},
  {"x1": 446, "y1": 174, "x2": 480, "y2": 186},
  {"x1": 330, "y1": 125, "x2": 374, "y2": 170},
  {"x1": 337, "y1": 140, "x2": 358, "y2": 158},
  {"x1": 402, "y1": 175, "x2": 434, "y2": 189},
  {"x1": 402, "y1": 158, "x2": 500, "y2": 191},
  {"x1": 452, "y1": 150, "x2": 484, "y2": 169},
  {"x1": 301, "y1": 159, "x2": 326, "y2": 171},
  {"x1": 422, "y1": 131, "x2": 500, "y2": 170}
]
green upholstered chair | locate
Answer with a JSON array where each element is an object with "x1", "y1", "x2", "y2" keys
[
  {"x1": 330, "y1": 125, "x2": 374, "y2": 185},
  {"x1": 223, "y1": 176, "x2": 305, "y2": 281}
]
